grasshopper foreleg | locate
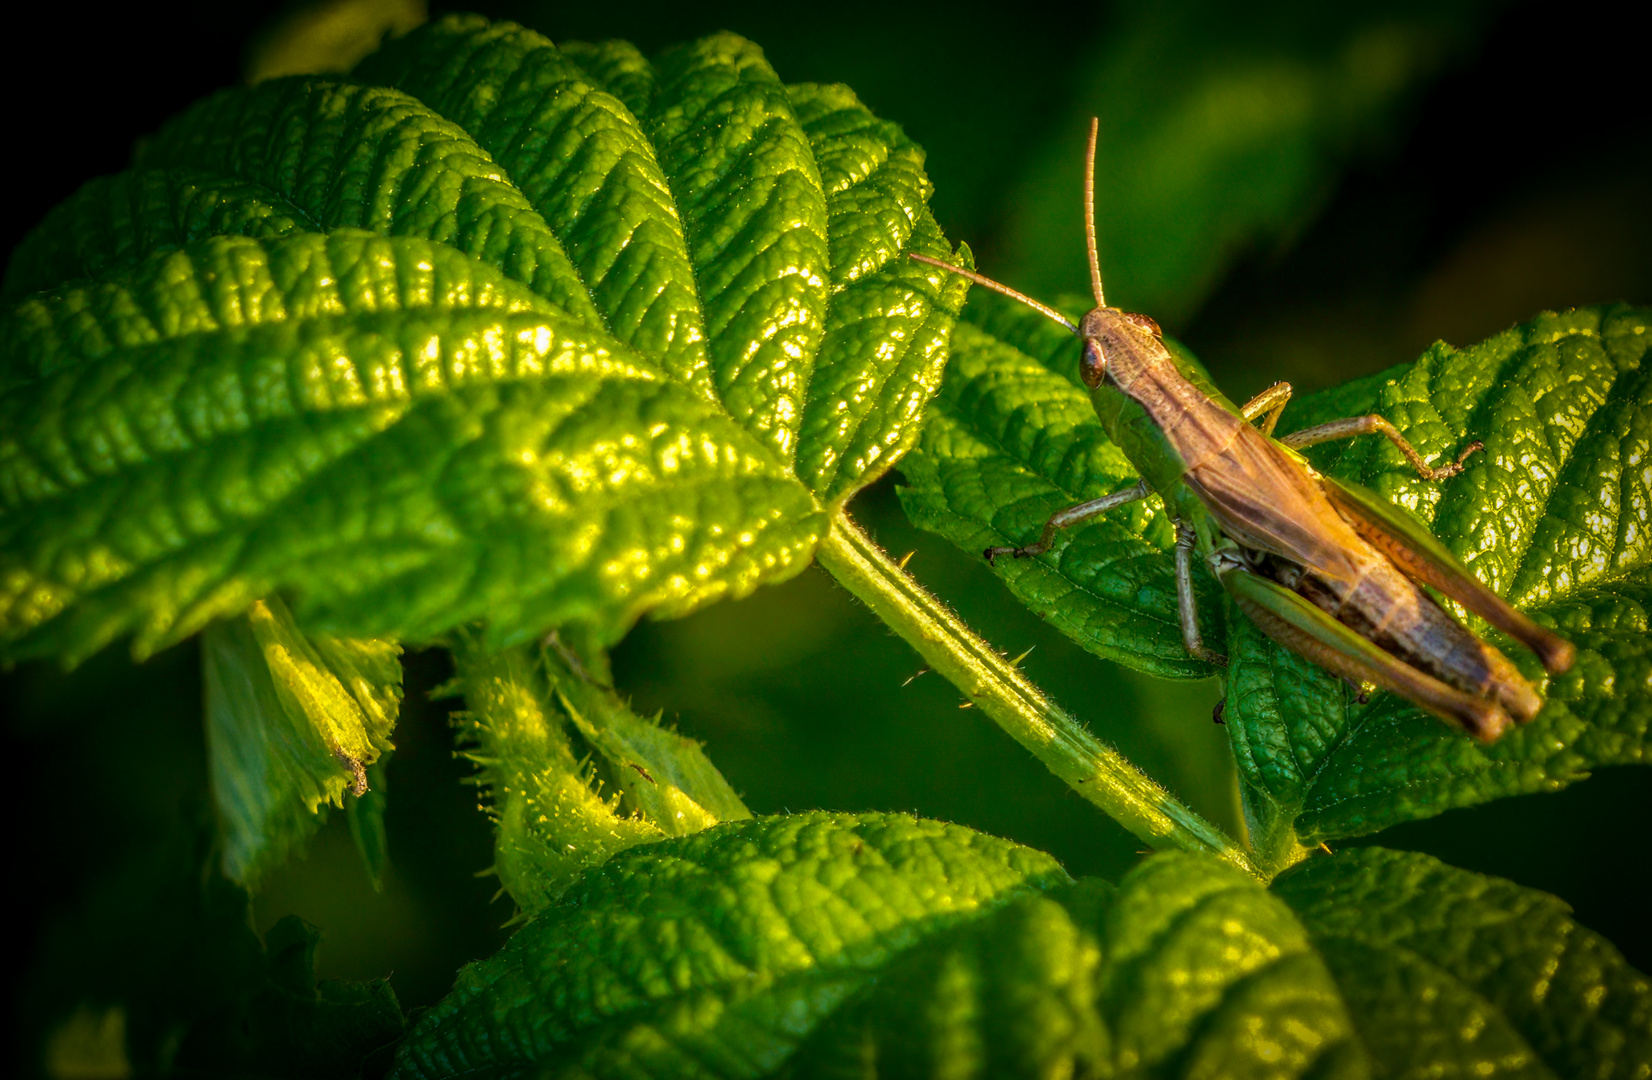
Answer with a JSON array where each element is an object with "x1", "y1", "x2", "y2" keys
[
  {"x1": 985, "y1": 479, "x2": 1150, "y2": 562},
  {"x1": 1281, "y1": 415, "x2": 1483, "y2": 481},
  {"x1": 1175, "y1": 521, "x2": 1227, "y2": 666}
]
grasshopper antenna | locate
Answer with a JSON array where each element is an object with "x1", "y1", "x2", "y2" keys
[
  {"x1": 907, "y1": 254, "x2": 1079, "y2": 335},
  {"x1": 1083, "y1": 116, "x2": 1106, "y2": 310}
]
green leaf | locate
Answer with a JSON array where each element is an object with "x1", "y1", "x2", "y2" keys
[
  {"x1": 898, "y1": 290, "x2": 1221, "y2": 679},
  {"x1": 392, "y1": 816, "x2": 1371, "y2": 1079},
  {"x1": 900, "y1": 301, "x2": 1649, "y2": 844},
  {"x1": 392, "y1": 817, "x2": 1650, "y2": 1078},
  {"x1": 202, "y1": 594, "x2": 400, "y2": 885},
  {"x1": 1227, "y1": 305, "x2": 1652, "y2": 844},
  {"x1": 390, "y1": 813, "x2": 1069, "y2": 1079},
  {"x1": 450, "y1": 629, "x2": 750, "y2": 915},
  {"x1": 996, "y1": 0, "x2": 1503, "y2": 321},
  {"x1": 0, "y1": 14, "x2": 965, "y2": 665},
  {"x1": 1276, "y1": 846, "x2": 1652, "y2": 1079},
  {"x1": 787, "y1": 854, "x2": 1368, "y2": 1080}
]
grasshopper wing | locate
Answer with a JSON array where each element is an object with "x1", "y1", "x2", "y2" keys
[
  {"x1": 1221, "y1": 566, "x2": 1511, "y2": 741},
  {"x1": 1320, "y1": 477, "x2": 1574, "y2": 674}
]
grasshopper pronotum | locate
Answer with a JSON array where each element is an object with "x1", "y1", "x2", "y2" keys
[{"x1": 912, "y1": 119, "x2": 1574, "y2": 742}]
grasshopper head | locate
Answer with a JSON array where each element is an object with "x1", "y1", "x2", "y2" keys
[{"x1": 1079, "y1": 307, "x2": 1165, "y2": 389}]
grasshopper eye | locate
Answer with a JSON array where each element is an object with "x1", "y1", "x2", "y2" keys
[{"x1": 1080, "y1": 338, "x2": 1106, "y2": 388}]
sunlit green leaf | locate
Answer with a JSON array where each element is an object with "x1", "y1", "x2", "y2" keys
[
  {"x1": 397, "y1": 815, "x2": 1649, "y2": 1078},
  {"x1": 1277, "y1": 847, "x2": 1652, "y2": 1078},
  {"x1": 0, "y1": 14, "x2": 965, "y2": 667},
  {"x1": 391, "y1": 813, "x2": 1072, "y2": 1078}
]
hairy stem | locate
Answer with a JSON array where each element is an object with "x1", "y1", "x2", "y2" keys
[{"x1": 819, "y1": 509, "x2": 1258, "y2": 877}]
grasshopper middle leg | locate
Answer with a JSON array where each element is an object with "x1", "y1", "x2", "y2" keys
[
  {"x1": 1175, "y1": 520, "x2": 1227, "y2": 666},
  {"x1": 985, "y1": 479, "x2": 1151, "y2": 562}
]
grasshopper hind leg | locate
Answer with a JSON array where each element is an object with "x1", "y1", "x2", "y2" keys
[
  {"x1": 1282, "y1": 415, "x2": 1483, "y2": 481},
  {"x1": 1239, "y1": 384, "x2": 1482, "y2": 481}
]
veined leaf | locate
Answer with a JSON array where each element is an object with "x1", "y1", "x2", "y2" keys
[
  {"x1": 393, "y1": 813, "x2": 1068, "y2": 1079},
  {"x1": 1276, "y1": 846, "x2": 1652, "y2": 1079},
  {"x1": 1228, "y1": 305, "x2": 1651, "y2": 843},
  {"x1": 899, "y1": 301, "x2": 1650, "y2": 841},
  {"x1": 0, "y1": 14, "x2": 966, "y2": 665},
  {"x1": 394, "y1": 814, "x2": 1648, "y2": 1078}
]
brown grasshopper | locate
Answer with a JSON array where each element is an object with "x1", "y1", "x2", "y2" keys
[{"x1": 912, "y1": 119, "x2": 1573, "y2": 742}]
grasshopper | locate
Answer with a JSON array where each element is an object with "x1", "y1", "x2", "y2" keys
[{"x1": 912, "y1": 119, "x2": 1573, "y2": 742}]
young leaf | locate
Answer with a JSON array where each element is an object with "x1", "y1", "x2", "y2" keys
[
  {"x1": 549, "y1": 643, "x2": 752, "y2": 836},
  {"x1": 201, "y1": 595, "x2": 400, "y2": 885},
  {"x1": 450, "y1": 630, "x2": 749, "y2": 915},
  {"x1": 0, "y1": 14, "x2": 965, "y2": 666},
  {"x1": 1276, "y1": 846, "x2": 1652, "y2": 1078},
  {"x1": 899, "y1": 300, "x2": 1649, "y2": 843}
]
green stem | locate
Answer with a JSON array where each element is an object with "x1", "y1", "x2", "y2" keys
[{"x1": 819, "y1": 509, "x2": 1258, "y2": 877}]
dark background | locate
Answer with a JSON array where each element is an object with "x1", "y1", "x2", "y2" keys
[{"x1": 4, "y1": 0, "x2": 1648, "y2": 1069}]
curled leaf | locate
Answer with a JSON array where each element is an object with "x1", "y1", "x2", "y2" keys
[{"x1": 202, "y1": 595, "x2": 400, "y2": 885}]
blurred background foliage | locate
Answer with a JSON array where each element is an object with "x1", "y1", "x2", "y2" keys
[{"x1": 4, "y1": 0, "x2": 1648, "y2": 1072}]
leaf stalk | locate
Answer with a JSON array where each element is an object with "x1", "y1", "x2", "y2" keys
[{"x1": 819, "y1": 510, "x2": 1259, "y2": 877}]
